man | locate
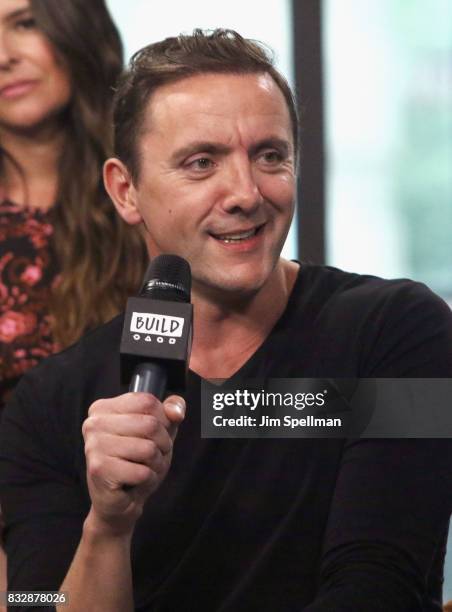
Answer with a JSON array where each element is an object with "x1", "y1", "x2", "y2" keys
[{"x1": 1, "y1": 29, "x2": 452, "y2": 612}]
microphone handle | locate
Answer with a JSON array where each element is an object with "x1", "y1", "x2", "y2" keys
[
  {"x1": 123, "y1": 362, "x2": 166, "y2": 493},
  {"x1": 129, "y1": 361, "x2": 167, "y2": 400}
]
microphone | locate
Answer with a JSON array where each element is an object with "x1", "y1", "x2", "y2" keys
[{"x1": 120, "y1": 254, "x2": 193, "y2": 399}]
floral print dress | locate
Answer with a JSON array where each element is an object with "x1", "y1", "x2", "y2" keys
[{"x1": 0, "y1": 200, "x2": 59, "y2": 405}]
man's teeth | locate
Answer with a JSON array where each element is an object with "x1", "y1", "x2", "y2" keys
[{"x1": 216, "y1": 228, "x2": 257, "y2": 242}]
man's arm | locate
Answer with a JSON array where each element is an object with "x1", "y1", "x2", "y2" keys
[
  {"x1": 303, "y1": 438, "x2": 452, "y2": 611},
  {"x1": 57, "y1": 392, "x2": 185, "y2": 612},
  {"x1": 56, "y1": 511, "x2": 134, "y2": 612},
  {"x1": 306, "y1": 283, "x2": 452, "y2": 610}
]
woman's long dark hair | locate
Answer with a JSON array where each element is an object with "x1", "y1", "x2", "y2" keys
[{"x1": 10, "y1": 0, "x2": 147, "y2": 348}]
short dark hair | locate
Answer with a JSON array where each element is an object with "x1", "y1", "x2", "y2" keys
[{"x1": 113, "y1": 28, "x2": 299, "y2": 181}]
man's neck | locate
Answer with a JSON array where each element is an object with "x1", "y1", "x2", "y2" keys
[
  {"x1": 0, "y1": 121, "x2": 65, "y2": 211},
  {"x1": 189, "y1": 259, "x2": 299, "y2": 379}
]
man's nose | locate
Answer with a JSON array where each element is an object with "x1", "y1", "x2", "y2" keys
[{"x1": 220, "y1": 158, "x2": 264, "y2": 214}]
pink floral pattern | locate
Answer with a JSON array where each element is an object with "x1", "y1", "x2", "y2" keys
[{"x1": 0, "y1": 200, "x2": 59, "y2": 401}]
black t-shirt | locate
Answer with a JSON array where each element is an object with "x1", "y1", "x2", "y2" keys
[{"x1": 1, "y1": 264, "x2": 452, "y2": 611}]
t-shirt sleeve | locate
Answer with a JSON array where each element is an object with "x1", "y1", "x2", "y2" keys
[
  {"x1": 306, "y1": 438, "x2": 452, "y2": 611},
  {"x1": 306, "y1": 282, "x2": 452, "y2": 610},
  {"x1": 0, "y1": 367, "x2": 89, "y2": 608},
  {"x1": 360, "y1": 280, "x2": 452, "y2": 376}
]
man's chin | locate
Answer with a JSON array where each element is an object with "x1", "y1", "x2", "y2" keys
[{"x1": 193, "y1": 272, "x2": 265, "y2": 302}]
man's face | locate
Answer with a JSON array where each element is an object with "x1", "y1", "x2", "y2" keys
[{"x1": 129, "y1": 72, "x2": 296, "y2": 299}]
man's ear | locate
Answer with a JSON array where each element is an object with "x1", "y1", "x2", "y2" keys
[{"x1": 103, "y1": 157, "x2": 142, "y2": 225}]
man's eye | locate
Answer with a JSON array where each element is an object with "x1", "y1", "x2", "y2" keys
[
  {"x1": 188, "y1": 157, "x2": 214, "y2": 171},
  {"x1": 260, "y1": 150, "x2": 283, "y2": 164}
]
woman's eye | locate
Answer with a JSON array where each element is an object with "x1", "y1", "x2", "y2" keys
[{"x1": 15, "y1": 17, "x2": 36, "y2": 30}]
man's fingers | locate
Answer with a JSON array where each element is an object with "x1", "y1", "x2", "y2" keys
[
  {"x1": 87, "y1": 432, "x2": 172, "y2": 465},
  {"x1": 88, "y1": 455, "x2": 157, "y2": 490},
  {"x1": 83, "y1": 415, "x2": 173, "y2": 453},
  {"x1": 88, "y1": 392, "x2": 185, "y2": 429},
  {"x1": 164, "y1": 395, "x2": 186, "y2": 422},
  {"x1": 88, "y1": 392, "x2": 159, "y2": 417},
  {"x1": 83, "y1": 393, "x2": 186, "y2": 532},
  {"x1": 163, "y1": 395, "x2": 186, "y2": 439}
]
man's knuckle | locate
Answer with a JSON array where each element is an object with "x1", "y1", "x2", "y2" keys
[
  {"x1": 81, "y1": 419, "x2": 90, "y2": 439},
  {"x1": 165, "y1": 438, "x2": 174, "y2": 455},
  {"x1": 146, "y1": 415, "x2": 159, "y2": 435},
  {"x1": 88, "y1": 398, "x2": 105, "y2": 416},
  {"x1": 82, "y1": 415, "x2": 100, "y2": 437},
  {"x1": 87, "y1": 455, "x2": 103, "y2": 478},
  {"x1": 146, "y1": 439, "x2": 158, "y2": 458},
  {"x1": 134, "y1": 393, "x2": 156, "y2": 411},
  {"x1": 137, "y1": 463, "x2": 153, "y2": 482}
]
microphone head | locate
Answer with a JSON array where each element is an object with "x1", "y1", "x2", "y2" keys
[
  {"x1": 140, "y1": 254, "x2": 191, "y2": 303},
  {"x1": 121, "y1": 253, "x2": 193, "y2": 391}
]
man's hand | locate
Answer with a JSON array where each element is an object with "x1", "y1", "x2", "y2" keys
[{"x1": 82, "y1": 392, "x2": 185, "y2": 536}]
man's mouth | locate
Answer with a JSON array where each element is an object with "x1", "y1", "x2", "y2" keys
[{"x1": 210, "y1": 225, "x2": 264, "y2": 243}]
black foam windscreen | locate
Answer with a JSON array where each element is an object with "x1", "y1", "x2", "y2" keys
[{"x1": 140, "y1": 254, "x2": 191, "y2": 303}]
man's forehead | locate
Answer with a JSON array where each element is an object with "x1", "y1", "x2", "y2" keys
[{"x1": 140, "y1": 72, "x2": 292, "y2": 141}]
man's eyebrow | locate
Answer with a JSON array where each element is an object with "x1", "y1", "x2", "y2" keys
[
  {"x1": 249, "y1": 138, "x2": 291, "y2": 157},
  {"x1": 171, "y1": 141, "x2": 232, "y2": 164}
]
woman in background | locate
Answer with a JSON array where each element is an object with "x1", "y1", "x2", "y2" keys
[
  {"x1": 0, "y1": 0, "x2": 148, "y2": 406},
  {"x1": 0, "y1": 0, "x2": 148, "y2": 603}
]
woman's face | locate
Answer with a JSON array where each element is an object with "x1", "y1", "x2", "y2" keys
[{"x1": 0, "y1": 0, "x2": 72, "y2": 133}]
